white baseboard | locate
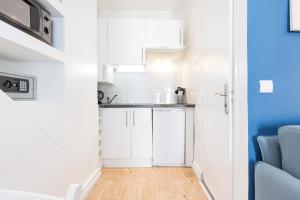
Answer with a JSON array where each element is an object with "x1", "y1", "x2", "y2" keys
[
  {"x1": 81, "y1": 169, "x2": 101, "y2": 200},
  {"x1": 198, "y1": 180, "x2": 214, "y2": 200},
  {"x1": 191, "y1": 161, "x2": 202, "y2": 180},
  {"x1": 103, "y1": 158, "x2": 152, "y2": 168},
  {"x1": 191, "y1": 161, "x2": 214, "y2": 200},
  {"x1": 153, "y1": 163, "x2": 186, "y2": 167}
]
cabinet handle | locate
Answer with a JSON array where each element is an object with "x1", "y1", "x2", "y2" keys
[
  {"x1": 180, "y1": 29, "x2": 182, "y2": 45},
  {"x1": 133, "y1": 110, "x2": 135, "y2": 127},
  {"x1": 126, "y1": 111, "x2": 128, "y2": 127},
  {"x1": 103, "y1": 65, "x2": 106, "y2": 80},
  {"x1": 142, "y1": 48, "x2": 145, "y2": 64}
]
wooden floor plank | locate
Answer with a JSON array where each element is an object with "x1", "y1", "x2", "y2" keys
[{"x1": 86, "y1": 167, "x2": 208, "y2": 200}]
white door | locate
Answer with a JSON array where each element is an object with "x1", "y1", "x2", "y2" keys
[
  {"x1": 153, "y1": 108, "x2": 186, "y2": 166},
  {"x1": 131, "y1": 108, "x2": 152, "y2": 158},
  {"x1": 102, "y1": 108, "x2": 131, "y2": 159},
  {"x1": 200, "y1": 0, "x2": 233, "y2": 200},
  {"x1": 108, "y1": 19, "x2": 146, "y2": 65},
  {"x1": 146, "y1": 19, "x2": 183, "y2": 48}
]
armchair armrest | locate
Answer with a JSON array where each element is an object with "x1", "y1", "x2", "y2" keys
[
  {"x1": 255, "y1": 162, "x2": 300, "y2": 200},
  {"x1": 257, "y1": 135, "x2": 281, "y2": 168}
]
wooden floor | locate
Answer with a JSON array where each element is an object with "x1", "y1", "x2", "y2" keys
[{"x1": 86, "y1": 167, "x2": 208, "y2": 200}]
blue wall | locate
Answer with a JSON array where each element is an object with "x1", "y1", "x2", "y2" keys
[{"x1": 248, "y1": 0, "x2": 300, "y2": 199}]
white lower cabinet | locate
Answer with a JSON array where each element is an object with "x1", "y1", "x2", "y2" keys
[
  {"x1": 132, "y1": 108, "x2": 153, "y2": 158},
  {"x1": 98, "y1": 108, "x2": 104, "y2": 168},
  {"x1": 102, "y1": 108, "x2": 152, "y2": 167},
  {"x1": 102, "y1": 108, "x2": 131, "y2": 159},
  {"x1": 185, "y1": 107, "x2": 194, "y2": 166}
]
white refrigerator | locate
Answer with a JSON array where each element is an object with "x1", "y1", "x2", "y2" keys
[{"x1": 153, "y1": 108, "x2": 186, "y2": 166}]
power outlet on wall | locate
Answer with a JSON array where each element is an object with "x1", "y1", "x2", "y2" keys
[{"x1": 259, "y1": 80, "x2": 273, "y2": 93}]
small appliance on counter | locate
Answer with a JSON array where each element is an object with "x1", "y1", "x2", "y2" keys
[
  {"x1": 98, "y1": 90, "x2": 104, "y2": 105},
  {"x1": 175, "y1": 87, "x2": 186, "y2": 104},
  {"x1": 0, "y1": 0, "x2": 52, "y2": 45}
]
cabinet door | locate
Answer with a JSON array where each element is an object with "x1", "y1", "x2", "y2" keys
[
  {"x1": 146, "y1": 19, "x2": 183, "y2": 48},
  {"x1": 108, "y1": 19, "x2": 146, "y2": 65},
  {"x1": 98, "y1": 17, "x2": 108, "y2": 81},
  {"x1": 102, "y1": 108, "x2": 131, "y2": 159},
  {"x1": 131, "y1": 108, "x2": 152, "y2": 158},
  {"x1": 185, "y1": 108, "x2": 194, "y2": 166}
]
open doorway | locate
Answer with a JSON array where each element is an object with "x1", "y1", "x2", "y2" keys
[{"x1": 94, "y1": 0, "x2": 248, "y2": 199}]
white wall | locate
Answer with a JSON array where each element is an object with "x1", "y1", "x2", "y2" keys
[
  {"x1": 0, "y1": 0, "x2": 99, "y2": 197},
  {"x1": 99, "y1": 63, "x2": 182, "y2": 104},
  {"x1": 98, "y1": 0, "x2": 184, "y2": 18},
  {"x1": 99, "y1": 0, "x2": 184, "y2": 11},
  {"x1": 99, "y1": 10, "x2": 183, "y2": 19}
]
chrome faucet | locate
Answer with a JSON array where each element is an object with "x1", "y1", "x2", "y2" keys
[{"x1": 107, "y1": 95, "x2": 118, "y2": 104}]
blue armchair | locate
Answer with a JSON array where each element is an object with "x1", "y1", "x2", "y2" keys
[{"x1": 255, "y1": 126, "x2": 300, "y2": 200}]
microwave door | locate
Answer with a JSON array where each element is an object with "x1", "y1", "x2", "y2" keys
[
  {"x1": 0, "y1": 0, "x2": 31, "y2": 28},
  {"x1": 30, "y1": 2, "x2": 42, "y2": 35}
]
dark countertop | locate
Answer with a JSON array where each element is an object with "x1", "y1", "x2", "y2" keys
[{"x1": 99, "y1": 103, "x2": 195, "y2": 108}]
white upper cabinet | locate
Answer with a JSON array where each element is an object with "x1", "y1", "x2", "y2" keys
[
  {"x1": 146, "y1": 19, "x2": 183, "y2": 48},
  {"x1": 98, "y1": 17, "x2": 114, "y2": 84},
  {"x1": 108, "y1": 19, "x2": 146, "y2": 65},
  {"x1": 98, "y1": 18, "x2": 185, "y2": 67},
  {"x1": 98, "y1": 18, "x2": 108, "y2": 73}
]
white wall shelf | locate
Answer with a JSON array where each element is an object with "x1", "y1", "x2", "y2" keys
[
  {"x1": 36, "y1": 0, "x2": 65, "y2": 17},
  {"x1": 0, "y1": 21, "x2": 65, "y2": 63}
]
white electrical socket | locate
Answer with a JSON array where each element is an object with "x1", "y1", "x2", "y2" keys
[{"x1": 259, "y1": 80, "x2": 273, "y2": 93}]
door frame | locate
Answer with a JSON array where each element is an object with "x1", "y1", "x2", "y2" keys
[{"x1": 232, "y1": 0, "x2": 248, "y2": 199}]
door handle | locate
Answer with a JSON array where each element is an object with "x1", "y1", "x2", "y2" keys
[
  {"x1": 103, "y1": 65, "x2": 106, "y2": 80},
  {"x1": 215, "y1": 92, "x2": 227, "y2": 97},
  {"x1": 215, "y1": 84, "x2": 230, "y2": 114},
  {"x1": 180, "y1": 28, "x2": 182, "y2": 45},
  {"x1": 142, "y1": 47, "x2": 146, "y2": 64}
]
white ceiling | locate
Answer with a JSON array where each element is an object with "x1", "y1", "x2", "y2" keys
[{"x1": 98, "y1": 0, "x2": 184, "y2": 11}]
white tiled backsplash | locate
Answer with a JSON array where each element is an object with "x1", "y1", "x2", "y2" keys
[{"x1": 98, "y1": 71, "x2": 182, "y2": 104}]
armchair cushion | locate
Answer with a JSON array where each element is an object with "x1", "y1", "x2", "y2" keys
[
  {"x1": 278, "y1": 126, "x2": 300, "y2": 179},
  {"x1": 257, "y1": 135, "x2": 281, "y2": 168},
  {"x1": 255, "y1": 162, "x2": 300, "y2": 200}
]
